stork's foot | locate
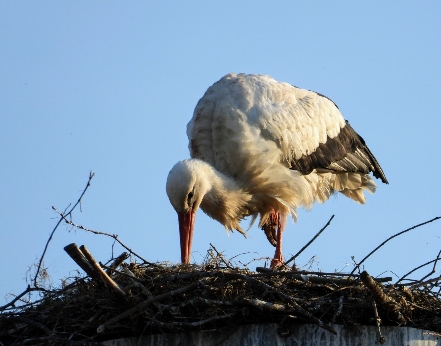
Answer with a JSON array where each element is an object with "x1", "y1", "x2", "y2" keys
[{"x1": 270, "y1": 255, "x2": 284, "y2": 269}]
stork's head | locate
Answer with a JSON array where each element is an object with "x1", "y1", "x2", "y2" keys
[{"x1": 166, "y1": 159, "x2": 211, "y2": 264}]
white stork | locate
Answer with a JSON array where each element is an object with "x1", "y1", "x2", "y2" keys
[{"x1": 166, "y1": 73, "x2": 388, "y2": 268}]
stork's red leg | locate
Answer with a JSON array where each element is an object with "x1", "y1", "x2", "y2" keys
[{"x1": 270, "y1": 212, "x2": 287, "y2": 268}]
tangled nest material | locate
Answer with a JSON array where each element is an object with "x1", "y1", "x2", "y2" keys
[
  {"x1": 2, "y1": 243, "x2": 441, "y2": 346},
  {"x1": 1, "y1": 173, "x2": 441, "y2": 345}
]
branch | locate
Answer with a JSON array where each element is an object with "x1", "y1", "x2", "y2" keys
[
  {"x1": 79, "y1": 245, "x2": 126, "y2": 297},
  {"x1": 255, "y1": 268, "x2": 392, "y2": 284},
  {"x1": 209, "y1": 243, "x2": 233, "y2": 269},
  {"x1": 153, "y1": 311, "x2": 237, "y2": 328},
  {"x1": 284, "y1": 215, "x2": 334, "y2": 266},
  {"x1": 52, "y1": 206, "x2": 158, "y2": 267},
  {"x1": 350, "y1": 217, "x2": 441, "y2": 276},
  {"x1": 396, "y1": 251, "x2": 441, "y2": 285},
  {"x1": 372, "y1": 301, "x2": 386, "y2": 344},
  {"x1": 64, "y1": 243, "x2": 99, "y2": 280},
  {"x1": 34, "y1": 171, "x2": 95, "y2": 286},
  {"x1": 106, "y1": 252, "x2": 129, "y2": 276},
  {"x1": 360, "y1": 271, "x2": 407, "y2": 323},
  {"x1": 97, "y1": 280, "x2": 203, "y2": 333},
  {"x1": 218, "y1": 272, "x2": 336, "y2": 335}
]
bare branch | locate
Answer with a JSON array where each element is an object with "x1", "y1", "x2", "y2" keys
[
  {"x1": 64, "y1": 243, "x2": 99, "y2": 280},
  {"x1": 284, "y1": 215, "x2": 334, "y2": 266},
  {"x1": 360, "y1": 271, "x2": 406, "y2": 323},
  {"x1": 350, "y1": 217, "x2": 441, "y2": 276},
  {"x1": 96, "y1": 280, "x2": 203, "y2": 333},
  {"x1": 372, "y1": 301, "x2": 385, "y2": 344},
  {"x1": 209, "y1": 243, "x2": 233, "y2": 269},
  {"x1": 52, "y1": 206, "x2": 158, "y2": 267},
  {"x1": 79, "y1": 245, "x2": 126, "y2": 297},
  {"x1": 152, "y1": 311, "x2": 237, "y2": 328},
  {"x1": 396, "y1": 251, "x2": 441, "y2": 285},
  {"x1": 106, "y1": 252, "x2": 129, "y2": 276},
  {"x1": 34, "y1": 171, "x2": 95, "y2": 286}
]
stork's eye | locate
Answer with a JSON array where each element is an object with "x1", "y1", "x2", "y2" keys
[{"x1": 187, "y1": 191, "x2": 194, "y2": 201}]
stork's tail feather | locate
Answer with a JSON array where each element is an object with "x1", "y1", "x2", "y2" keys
[
  {"x1": 304, "y1": 170, "x2": 377, "y2": 205},
  {"x1": 333, "y1": 173, "x2": 376, "y2": 204}
]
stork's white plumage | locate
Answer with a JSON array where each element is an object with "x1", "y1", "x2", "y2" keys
[{"x1": 166, "y1": 73, "x2": 388, "y2": 267}]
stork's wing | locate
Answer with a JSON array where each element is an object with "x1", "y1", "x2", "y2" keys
[
  {"x1": 188, "y1": 73, "x2": 388, "y2": 184},
  {"x1": 290, "y1": 120, "x2": 388, "y2": 183}
]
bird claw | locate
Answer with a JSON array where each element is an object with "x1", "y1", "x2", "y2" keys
[
  {"x1": 262, "y1": 211, "x2": 279, "y2": 247},
  {"x1": 263, "y1": 227, "x2": 277, "y2": 247}
]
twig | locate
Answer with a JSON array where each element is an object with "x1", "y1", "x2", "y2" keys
[
  {"x1": 79, "y1": 245, "x2": 126, "y2": 297},
  {"x1": 360, "y1": 271, "x2": 406, "y2": 323},
  {"x1": 97, "y1": 280, "x2": 203, "y2": 333},
  {"x1": 118, "y1": 266, "x2": 163, "y2": 309},
  {"x1": 372, "y1": 301, "x2": 385, "y2": 344},
  {"x1": 64, "y1": 243, "x2": 99, "y2": 280},
  {"x1": 396, "y1": 251, "x2": 441, "y2": 285},
  {"x1": 52, "y1": 206, "x2": 157, "y2": 267},
  {"x1": 153, "y1": 268, "x2": 392, "y2": 285},
  {"x1": 34, "y1": 171, "x2": 95, "y2": 286},
  {"x1": 350, "y1": 217, "x2": 441, "y2": 275},
  {"x1": 255, "y1": 268, "x2": 392, "y2": 283},
  {"x1": 284, "y1": 215, "x2": 334, "y2": 266},
  {"x1": 106, "y1": 252, "x2": 129, "y2": 276},
  {"x1": 332, "y1": 296, "x2": 344, "y2": 322},
  {"x1": 224, "y1": 272, "x2": 336, "y2": 334},
  {"x1": 152, "y1": 311, "x2": 237, "y2": 328},
  {"x1": 241, "y1": 298, "x2": 292, "y2": 313},
  {"x1": 9, "y1": 316, "x2": 53, "y2": 335},
  {"x1": 209, "y1": 243, "x2": 233, "y2": 269},
  {"x1": 185, "y1": 296, "x2": 292, "y2": 314},
  {"x1": 409, "y1": 276, "x2": 441, "y2": 289}
]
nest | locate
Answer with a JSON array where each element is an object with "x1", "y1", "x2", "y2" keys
[
  {"x1": 2, "y1": 175, "x2": 441, "y2": 345},
  {"x1": 2, "y1": 242, "x2": 441, "y2": 346}
]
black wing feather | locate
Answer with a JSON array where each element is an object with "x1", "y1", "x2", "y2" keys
[{"x1": 290, "y1": 121, "x2": 388, "y2": 184}]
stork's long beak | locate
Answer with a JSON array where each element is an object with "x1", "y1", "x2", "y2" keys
[{"x1": 178, "y1": 209, "x2": 195, "y2": 264}]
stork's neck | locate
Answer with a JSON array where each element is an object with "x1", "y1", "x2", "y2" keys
[{"x1": 197, "y1": 161, "x2": 252, "y2": 232}]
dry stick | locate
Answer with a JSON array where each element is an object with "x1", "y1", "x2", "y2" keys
[
  {"x1": 331, "y1": 296, "x2": 344, "y2": 323},
  {"x1": 34, "y1": 171, "x2": 95, "y2": 286},
  {"x1": 409, "y1": 276, "x2": 441, "y2": 290},
  {"x1": 64, "y1": 243, "x2": 100, "y2": 280},
  {"x1": 106, "y1": 252, "x2": 129, "y2": 276},
  {"x1": 9, "y1": 316, "x2": 53, "y2": 335},
  {"x1": 372, "y1": 301, "x2": 386, "y2": 344},
  {"x1": 153, "y1": 312, "x2": 237, "y2": 329},
  {"x1": 152, "y1": 270, "x2": 231, "y2": 283},
  {"x1": 96, "y1": 280, "x2": 203, "y2": 333},
  {"x1": 360, "y1": 271, "x2": 406, "y2": 323},
  {"x1": 350, "y1": 216, "x2": 441, "y2": 276},
  {"x1": 100, "y1": 264, "x2": 145, "y2": 284},
  {"x1": 52, "y1": 206, "x2": 157, "y2": 267},
  {"x1": 118, "y1": 266, "x2": 163, "y2": 310},
  {"x1": 185, "y1": 296, "x2": 293, "y2": 313},
  {"x1": 209, "y1": 243, "x2": 233, "y2": 269},
  {"x1": 284, "y1": 215, "x2": 335, "y2": 266},
  {"x1": 79, "y1": 245, "x2": 126, "y2": 297},
  {"x1": 229, "y1": 272, "x2": 336, "y2": 335},
  {"x1": 255, "y1": 268, "x2": 392, "y2": 284},
  {"x1": 419, "y1": 249, "x2": 441, "y2": 283},
  {"x1": 0, "y1": 286, "x2": 51, "y2": 311},
  {"x1": 153, "y1": 269, "x2": 392, "y2": 284},
  {"x1": 0, "y1": 280, "x2": 81, "y2": 312},
  {"x1": 396, "y1": 252, "x2": 441, "y2": 285},
  {"x1": 241, "y1": 298, "x2": 293, "y2": 313}
]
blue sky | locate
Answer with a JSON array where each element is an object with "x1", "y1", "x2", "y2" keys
[{"x1": 1, "y1": 2, "x2": 440, "y2": 303}]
